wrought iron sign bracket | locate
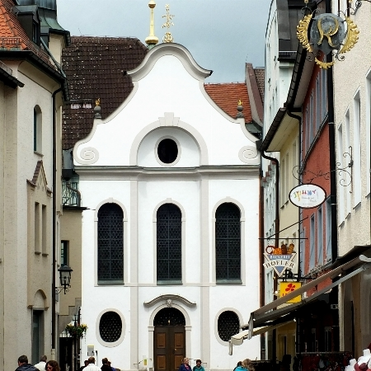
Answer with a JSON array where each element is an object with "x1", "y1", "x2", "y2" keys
[{"x1": 292, "y1": 146, "x2": 353, "y2": 189}]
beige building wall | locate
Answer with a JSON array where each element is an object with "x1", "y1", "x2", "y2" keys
[
  {"x1": 59, "y1": 209, "x2": 83, "y2": 332},
  {"x1": 332, "y1": 1, "x2": 371, "y2": 356}
]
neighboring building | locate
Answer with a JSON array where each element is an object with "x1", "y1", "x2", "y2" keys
[
  {"x1": 0, "y1": 0, "x2": 69, "y2": 367},
  {"x1": 66, "y1": 40, "x2": 261, "y2": 371},
  {"x1": 332, "y1": 0, "x2": 371, "y2": 356},
  {"x1": 247, "y1": 0, "x2": 371, "y2": 368},
  {"x1": 256, "y1": 0, "x2": 304, "y2": 362}
]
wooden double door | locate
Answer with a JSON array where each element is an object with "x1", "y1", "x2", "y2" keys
[{"x1": 154, "y1": 308, "x2": 185, "y2": 371}]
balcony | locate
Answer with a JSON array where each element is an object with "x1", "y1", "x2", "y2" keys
[{"x1": 62, "y1": 180, "x2": 81, "y2": 207}]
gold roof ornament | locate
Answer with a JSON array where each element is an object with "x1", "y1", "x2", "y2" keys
[
  {"x1": 145, "y1": 0, "x2": 159, "y2": 48},
  {"x1": 296, "y1": 0, "x2": 359, "y2": 68},
  {"x1": 162, "y1": 4, "x2": 174, "y2": 43}
]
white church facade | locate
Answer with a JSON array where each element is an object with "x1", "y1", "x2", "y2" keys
[{"x1": 72, "y1": 43, "x2": 261, "y2": 371}]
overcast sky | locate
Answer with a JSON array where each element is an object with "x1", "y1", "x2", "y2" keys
[{"x1": 57, "y1": 0, "x2": 271, "y2": 83}]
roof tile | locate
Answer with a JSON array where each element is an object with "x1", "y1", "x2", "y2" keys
[
  {"x1": 204, "y1": 82, "x2": 252, "y2": 122},
  {"x1": 62, "y1": 36, "x2": 148, "y2": 149}
]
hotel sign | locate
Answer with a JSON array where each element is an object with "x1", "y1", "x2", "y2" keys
[
  {"x1": 263, "y1": 243, "x2": 297, "y2": 277},
  {"x1": 289, "y1": 184, "x2": 326, "y2": 209}
]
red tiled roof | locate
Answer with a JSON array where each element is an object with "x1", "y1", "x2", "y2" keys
[
  {"x1": 62, "y1": 36, "x2": 148, "y2": 149},
  {"x1": 0, "y1": 0, "x2": 59, "y2": 69},
  {"x1": 254, "y1": 68, "x2": 265, "y2": 101},
  {"x1": 0, "y1": 0, "x2": 27, "y2": 49},
  {"x1": 204, "y1": 82, "x2": 252, "y2": 122}
]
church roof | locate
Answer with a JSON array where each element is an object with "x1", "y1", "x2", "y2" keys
[
  {"x1": 204, "y1": 82, "x2": 252, "y2": 122},
  {"x1": 61, "y1": 36, "x2": 148, "y2": 150}
]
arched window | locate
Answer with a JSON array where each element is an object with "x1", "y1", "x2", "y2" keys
[
  {"x1": 98, "y1": 203, "x2": 123, "y2": 283},
  {"x1": 157, "y1": 203, "x2": 182, "y2": 284},
  {"x1": 33, "y1": 106, "x2": 42, "y2": 153},
  {"x1": 215, "y1": 203, "x2": 241, "y2": 283}
]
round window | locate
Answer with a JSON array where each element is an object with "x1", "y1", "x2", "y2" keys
[
  {"x1": 157, "y1": 138, "x2": 178, "y2": 164},
  {"x1": 99, "y1": 311, "x2": 122, "y2": 343}
]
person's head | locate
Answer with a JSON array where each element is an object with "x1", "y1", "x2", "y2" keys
[
  {"x1": 196, "y1": 360, "x2": 202, "y2": 366},
  {"x1": 102, "y1": 358, "x2": 109, "y2": 365},
  {"x1": 183, "y1": 358, "x2": 189, "y2": 364},
  {"x1": 236, "y1": 361, "x2": 242, "y2": 367},
  {"x1": 88, "y1": 357, "x2": 96, "y2": 365},
  {"x1": 46, "y1": 360, "x2": 60, "y2": 371},
  {"x1": 40, "y1": 356, "x2": 47, "y2": 362},
  {"x1": 84, "y1": 360, "x2": 89, "y2": 366},
  {"x1": 18, "y1": 355, "x2": 28, "y2": 366},
  {"x1": 242, "y1": 359, "x2": 254, "y2": 371}
]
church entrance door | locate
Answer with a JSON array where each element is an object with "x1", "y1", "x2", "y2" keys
[{"x1": 154, "y1": 308, "x2": 185, "y2": 371}]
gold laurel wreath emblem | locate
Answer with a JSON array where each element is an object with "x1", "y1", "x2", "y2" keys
[
  {"x1": 297, "y1": 13, "x2": 313, "y2": 53},
  {"x1": 339, "y1": 17, "x2": 359, "y2": 54}
]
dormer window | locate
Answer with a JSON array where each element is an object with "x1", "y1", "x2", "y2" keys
[
  {"x1": 32, "y1": 20, "x2": 40, "y2": 44},
  {"x1": 15, "y1": 5, "x2": 41, "y2": 46}
]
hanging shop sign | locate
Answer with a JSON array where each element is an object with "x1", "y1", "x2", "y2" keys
[
  {"x1": 263, "y1": 243, "x2": 297, "y2": 277},
  {"x1": 279, "y1": 282, "x2": 302, "y2": 303},
  {"x1": 297, "y1": 8, "x2": 359, "y2": 69},
  {"x1": 289, "y1": 184, "x2": 326, "y2": 209}
]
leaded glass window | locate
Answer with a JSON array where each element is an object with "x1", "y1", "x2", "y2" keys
[
  {"x1": 99, "y1": 311, "x2": 122, "y2": 343},
  {"x1": 157, "y1": 203, "x2": 182, "y2": 283},
  {"x1": 215, "y1": 203, "x2": 241, "y2": 282},
  {"x1": 98, "y1": 203, "x2": 123, "y2": 283},
  {"x1": 217, "y1": 310, "x2": 240, "y2": 341}
]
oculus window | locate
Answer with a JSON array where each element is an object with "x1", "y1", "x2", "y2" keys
[
  {"x1": 99, "y1": 311, "x2": 122, "y2": 343},
  {"x1": 217, "y1": 310, "x2": 240, "y2": 342},
  {"x1": 157, "y1": 138, "x2": 178, "y2": 164}
]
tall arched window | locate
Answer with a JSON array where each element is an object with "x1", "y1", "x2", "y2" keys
[
  {"x1": 33, "y1": 106, "x2": 42, "y2": 153},
  {"x1": 98, "y1": 203, "x2": 123, "y2": 283},
  {"x1": 157, "y1": 203, "x2": 182, "y2": 284},
  {"x1": 215, "y1": 203, "x2": 241, "y2": 283}
]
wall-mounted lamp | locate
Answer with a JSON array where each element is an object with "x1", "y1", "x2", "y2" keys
[{"x1": 57, "y1": 264, "x2": 73, "y2": 294}]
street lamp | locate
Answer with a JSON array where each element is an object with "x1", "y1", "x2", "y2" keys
[{"x1": 57, "y1": 264, "x2": 73, "y2": 294}]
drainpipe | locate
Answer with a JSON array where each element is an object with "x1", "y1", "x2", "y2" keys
[
  {"x1": 260, "y1": 150, "x2": 279, "y2": 362},
  {"x1": 260, "y1": 152, "x2": 280, "y2": 248},
  {"x1": 51, "y1": 87, "x2": 63, "y2": 356},
  {"x1": 325, "y1": 1, "x2": 338, "y2": 263}
]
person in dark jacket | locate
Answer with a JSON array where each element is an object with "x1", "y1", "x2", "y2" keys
[
  {"x1": 101, "y1": 358, "x2": 112, "y2": 371},
  {"x1": 16, "y1": 355, "x2": 38, "y2": 371}
]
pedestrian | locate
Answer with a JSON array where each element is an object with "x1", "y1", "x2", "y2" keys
[
  {"x1": 16, "y1": 355, "x2": 38, "y2": 371},
  {"x1": 34, "y1": 356, "x2": 47, "y2": 371},
  {"x1": 179, "y1": 358, "x2": 191, "y2": 371},
  {"x1": 241, "y1": 359, "x2": 254, "y2": 371},
  {"x1": 108, "y1": 361, "x2": 116, "y2": 371},
  {"x1": 45, "y1": 360, "x2": 60, "y2": 371},
  {"x1": 101, "y1": 358, "x2": 112, "y2": 371},
  {"x1": 84, "y1": 357, "x2": 101, "y2": 371},
  {"x1": 193, "y1": 359, "x2": 205, "y2": 371},
  {"x1": 79, "y1": 360, "x2": 89, "y2": 371}
]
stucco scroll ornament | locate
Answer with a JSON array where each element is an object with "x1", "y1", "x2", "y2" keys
[
  {"x1": 297, "y1": 10, "x2": 359, "y2": 69},
  {"x1": 239, "y1": 146, "x2": 258, "y2": 163},
  {"x1": 79, "y1": 147, "x2": 99, "y2": 164},
  {"x1": 166, "y1": 299, "x2": 173, "y2": 307}
]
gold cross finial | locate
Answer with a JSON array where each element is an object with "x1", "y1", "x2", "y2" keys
[{"x1": 162, "y1": 4, "x2": 174, "y2": 43}]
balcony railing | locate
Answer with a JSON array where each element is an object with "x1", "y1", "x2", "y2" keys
[{"x1": 62, "y1": 180, "x2": 81, "y2": 207}]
